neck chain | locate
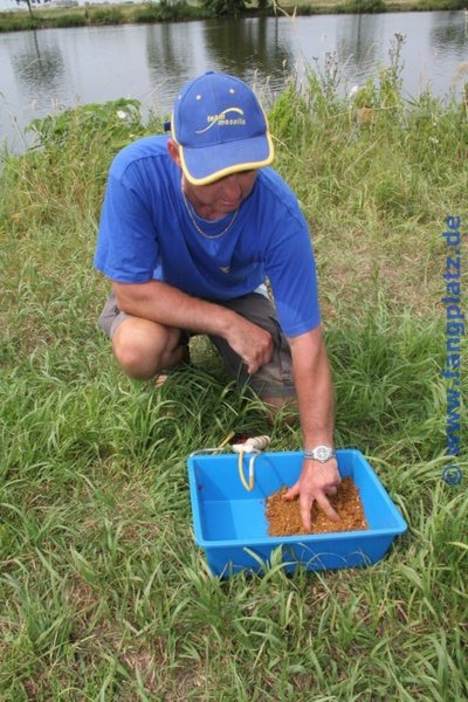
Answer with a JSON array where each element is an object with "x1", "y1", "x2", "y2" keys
[{"x1": 182, "y1": 190, "x2": 239, "y2": 240}]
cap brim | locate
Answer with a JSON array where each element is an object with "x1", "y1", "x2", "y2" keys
[{"x1": 178, "y1": 132, "x2": 274, "y2": 186}]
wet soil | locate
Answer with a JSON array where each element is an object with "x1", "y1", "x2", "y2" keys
[{"x1": 266, "y1": 478, "x2": 368, "y2": 536}]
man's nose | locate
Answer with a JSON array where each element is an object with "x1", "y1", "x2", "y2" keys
[{"x1": 221, "y1": 175, "x2": 242, "y2": 200}]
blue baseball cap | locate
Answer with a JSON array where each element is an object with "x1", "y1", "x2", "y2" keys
[{"x1": 171, "y1": 71, "x2": 274, "y2": 185}]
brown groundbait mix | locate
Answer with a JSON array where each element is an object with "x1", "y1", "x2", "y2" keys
[{"x1": 266, "y1": 477, "x2": 368, "y2": 536}]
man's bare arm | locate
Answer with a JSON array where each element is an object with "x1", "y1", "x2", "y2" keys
[
  {"x1": 285, "y1": 326, "x2": 341, "y2": 528},
  {"x1": 113, "y1": 279, "x2": 273, "y2": 374},
  {"x1": 289, "y1": 326, "x2": 334, "y2": 447}
]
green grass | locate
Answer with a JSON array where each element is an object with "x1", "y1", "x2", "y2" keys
[{"x1": 0, "y1": 52, "x2": 467, "y2": 699}]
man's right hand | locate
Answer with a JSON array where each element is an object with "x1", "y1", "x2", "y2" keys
[
  {"x1": 114, "y1": 280, "x2": 274, "y2": 374},
  {"x1": 225, "y1": 316, "x2": 273, "y2": 374}
]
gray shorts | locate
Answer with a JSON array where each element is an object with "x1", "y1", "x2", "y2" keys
[{"x1": 98, "y1": 291, "x2": 295, "y2": 399}]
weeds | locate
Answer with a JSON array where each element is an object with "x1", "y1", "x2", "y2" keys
[{"x1": 0, "y1": 59, "x2": 466, "y2": 699}]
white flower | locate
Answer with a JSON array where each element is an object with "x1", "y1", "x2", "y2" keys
[
  {"x1": 349, "y1": 85, "x2": 360, "y2": 98},
  {"x1": 117, "y1": 110, "x2": 128, "y2": 120}
]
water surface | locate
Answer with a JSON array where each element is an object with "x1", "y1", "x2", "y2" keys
[{"x1": 1, "y1": 11, "x2": 467, "y2": 151}]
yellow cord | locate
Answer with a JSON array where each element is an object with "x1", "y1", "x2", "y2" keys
[
  {"x1": 238, "y1": 449, "x2": 257, "y2": 492},
  {"x1": 233, "y1": 436, "x2": 270, "y2": 492}
]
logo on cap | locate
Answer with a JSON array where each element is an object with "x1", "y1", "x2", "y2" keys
[{"x1": 195, "y1": 108, "x2": 246, "y2": 134}]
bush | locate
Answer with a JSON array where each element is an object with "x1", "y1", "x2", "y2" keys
[
  {"x1": 296, "y1": 5, "x2": 320, "y2": 15},
  {"x1": 0, "y1": 11, "x2": 40, "y2": 31},
  {"x1": 133, "y1": 1, "x2": 206, "y2": 23},
  {"x1": 338, "y1": 0, "x2": 386, "y2": 12},
  {"x1": 422, "y1": 0, "x2": 467, "y2": 8},
  {"x1": 133, "y1": 4, "x2": 159, "y2": 22},
  {"x1": 51, "y1": 13, "x2": 87, "y2": 28},
  {"x1": 202, "y1": 0, "x2": 246, "y2": 17},
  {"x1": 27, "y1": 99, "x2": 143, "y2": 152},
  {"x1": 90, "y1": 8, "x2": 124, "y2": 24}
]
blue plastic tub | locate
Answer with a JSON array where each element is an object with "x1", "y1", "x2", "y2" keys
[{"x1": 187, "y1": 449, "x2": 407, "y2": 577}]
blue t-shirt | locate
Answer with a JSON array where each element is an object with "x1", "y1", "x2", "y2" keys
[{"x1": 94, "y1": 135, "x2": 320, "y2": 337}]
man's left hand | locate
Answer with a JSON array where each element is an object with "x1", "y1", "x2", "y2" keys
[{"x1": 283, "y1": 458, "x2": 341, "y2": 531}]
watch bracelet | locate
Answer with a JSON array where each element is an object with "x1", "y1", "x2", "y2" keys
[{"x1": 303, "y1": 448, "x2": 336, "y2": 461}]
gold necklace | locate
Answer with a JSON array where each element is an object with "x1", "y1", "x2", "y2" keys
[{"x1": 182, "y1": 191, "x2": 238, "y2": 240}]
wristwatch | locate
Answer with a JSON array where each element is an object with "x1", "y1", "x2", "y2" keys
[{"x1": 303, "y1": 445, "x2": 336, "y2": 463}]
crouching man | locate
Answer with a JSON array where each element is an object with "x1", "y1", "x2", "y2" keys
[{"x1": 94, "y1": 71, "x2": 340, "y2": 528}]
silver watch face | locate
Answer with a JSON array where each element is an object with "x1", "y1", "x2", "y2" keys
[{"x1": 314, "y1": 445, "x2": 334, "y2": 462}]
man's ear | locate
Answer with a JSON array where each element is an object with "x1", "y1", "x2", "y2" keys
[{"x1": 167, "y1": 138, "x2": 181, "y2": 167}]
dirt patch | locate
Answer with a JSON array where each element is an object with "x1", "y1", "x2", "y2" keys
[
  {"x1": 266, "y1": 477, "x2": 367, "y2": 536},
  {"x1": 121, "y1": 646, "x2": 162, "y2": 693}
]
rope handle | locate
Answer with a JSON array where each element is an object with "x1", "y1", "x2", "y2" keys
[
  {"x1": 232, "y1": 436, "x2": 271, "y2": 492},
  {"x1": 189, "y1": 434, "x2": 271, "y2": 492}
]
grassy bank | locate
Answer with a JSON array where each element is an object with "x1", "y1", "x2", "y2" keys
[
  {"x1": 0, "y1": 0, "x2": 466, "y2": 33},
  {"x1": 1, "y1": 51, "x2": 467, "y2": 699}
]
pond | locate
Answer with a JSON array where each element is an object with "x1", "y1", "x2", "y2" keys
[{"x1": 0, "y1": 11, "x2": 467, "y2": 151}]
